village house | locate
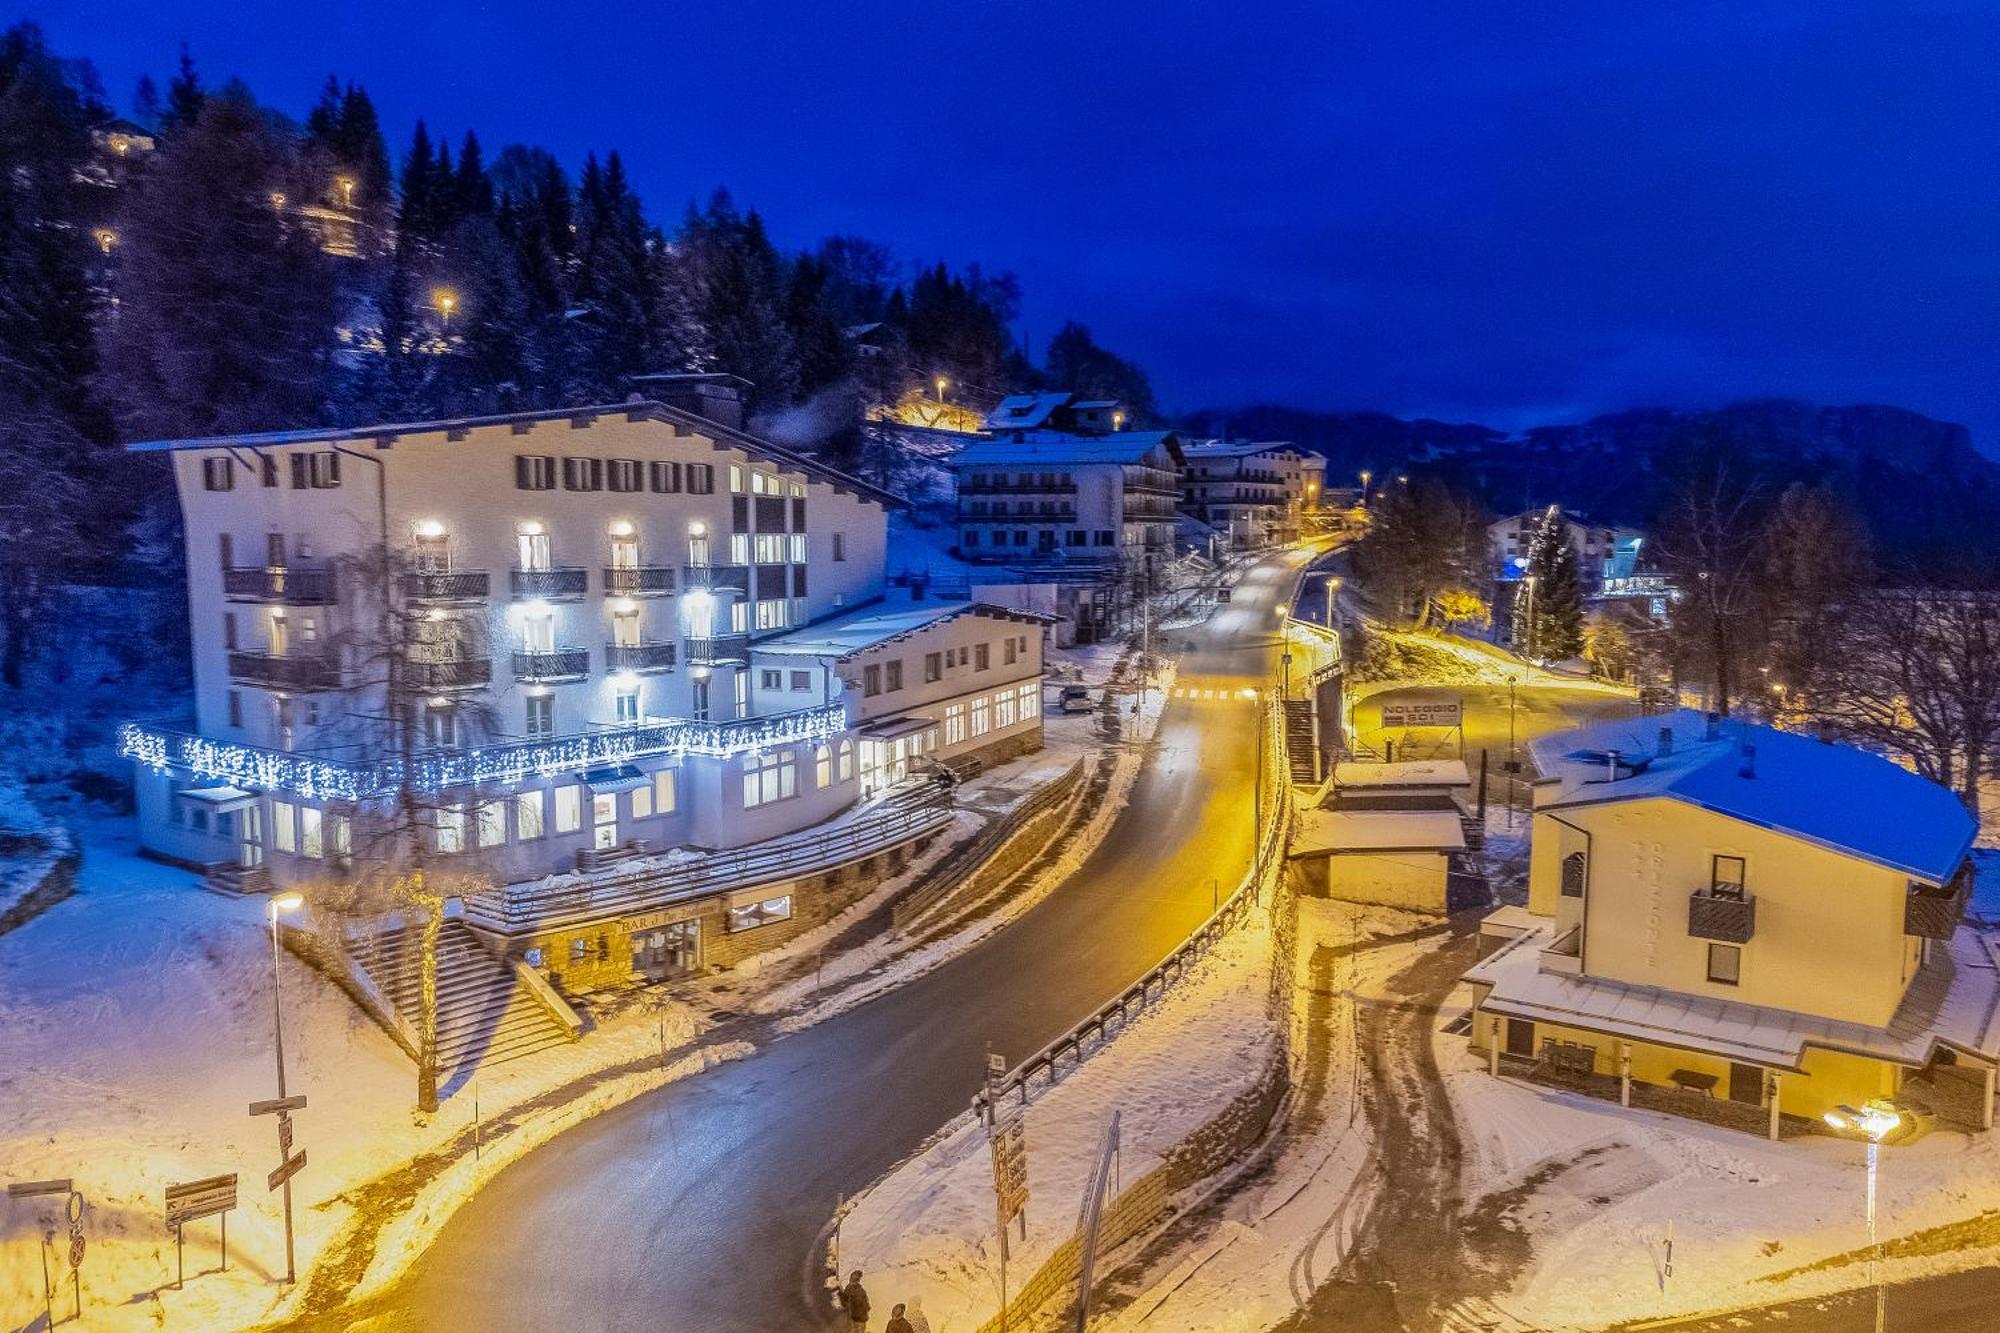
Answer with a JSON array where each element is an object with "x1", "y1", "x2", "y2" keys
[
  {"x1": 1465, "y1": 709, "x2": 1994, "y2": 1139},
  {"x1": 1487, "y1": 506, "x2": 1645, "y2": 593}
]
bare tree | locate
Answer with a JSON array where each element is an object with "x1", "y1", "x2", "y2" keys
[
  {"x1": 1351, "y1": 477, "x2": 1488, "y2": 629},
  {"x1": 1656, "y1": 448, "x2": 1768, "y2": 715}
]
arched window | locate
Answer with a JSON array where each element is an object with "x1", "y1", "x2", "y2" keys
[
  {"x1": 836, "y1": 738, "x2": 855, "y2": 782},
  {"x1": 815, "y1": 744, "x2": 832, "y2": 789}
]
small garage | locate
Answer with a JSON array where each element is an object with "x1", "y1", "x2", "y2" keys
[{"x1": 1289, "y1": 807, "x2": 1466, "y2": 913}]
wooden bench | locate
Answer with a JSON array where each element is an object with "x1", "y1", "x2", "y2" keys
[{"x1": 1670, "y1": 1068, "x2": 1720, "y2": 1098}]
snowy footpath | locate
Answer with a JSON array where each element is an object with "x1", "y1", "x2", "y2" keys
[{"x1": 835, "y1": 913, "x2": 1280, "y2": 1332}]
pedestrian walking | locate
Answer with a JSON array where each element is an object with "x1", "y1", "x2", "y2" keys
[
  {"x1": 840, "y1": 1270, "x2": 871, "y2": 1330},
  {"x1": 884, "y1": 1303, "x2": 915, "y2": 1333}
]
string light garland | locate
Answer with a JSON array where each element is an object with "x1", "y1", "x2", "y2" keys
[{"x1": 118, "y1": 702, "x2": 851, "y2": 801}]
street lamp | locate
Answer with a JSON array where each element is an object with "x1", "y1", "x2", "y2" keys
[
  {"x1": 434, "y1": 290, "x2": 457, "y2": 327},
  {"x1": 934, "y1": 375, "x2": 949, "y2": 404},
  {"x1": 1505, "y1": 674, "x2": 1521, "y2": 829},
  {"x1": 1522, "y1": 574, "x2": 1538, "y2": 662},
  {"x1": 1823, "y1": 1100, "x2": 1903, "y2": 1333},
  {"x1": 337, "y1": 176, "x2": 355, "y2": 209},
  {"x1": 266, "y1": 892, "x2": 304, "y2": 1283},
  {"x1": 1324, "y1": 574, "x2": 1342, "y2": 630},
  {"x1": 1359, "y1": 470, "x2": 1373, "y2": 506}
]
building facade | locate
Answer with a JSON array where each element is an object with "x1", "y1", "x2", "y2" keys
[
  {"x1": 1488, "y1": 507, "x2": 1645, "y2": 591},
  {"x1": 1464, "y1": 709, "x2": 1994, "y2": 1136},
  {"x1": 1179, "y1": 440, "x2": 1325, "y2": 547}
]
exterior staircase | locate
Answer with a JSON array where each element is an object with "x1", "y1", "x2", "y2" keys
[
  {"x1": 201, "y1": 862, "x2": 273, "y2": 896},
  {"x1": 1282, "y1": 699, "x2": 1320, "y2": 784},
  {"x1": 349, "y1": 918, "x2": 575, "y2": 1074}
]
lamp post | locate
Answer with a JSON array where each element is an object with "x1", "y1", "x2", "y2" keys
[
  {"x1": 1324, "y1": 575, "x2": 1342, "y2": 630},
  {"x1": 1824, "y1": 1101, "x2": 1902, "y2": 1333},
  {"x1": 934, "y1": 375, "x2": 948, "y2": 405},
  {"x1": 1246, "y1": 687, "x2": 1264, "y2": 833},
  {"x1": 267, "y1": 892, "x2": 304, "y2": 1283},
  {"x1": 1522, "y1": 574, "x2": 1538, "y2": 662},
  {"x1": 1506, "y1": 674, "x2": 1520, "y2": 829},
  {"x1": 434, "y1": 290, "x2": 457, "y2": 328},
  {"x1": 1359, "y1": 470, "x2": 1373, "y2": 507}
]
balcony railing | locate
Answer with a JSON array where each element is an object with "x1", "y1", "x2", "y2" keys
[
  {"x1": 959, "y1": 481, "x2": 1077, "y2": 495},
  {"x1": 223, "y1": 566, "x2": 338, "y2": 604},
  {"x1": 682, "y1": 563, "x2": 750, "y2": 595},
  {"x1": 1688, "y1": 887, "x2": 1757, "y2": 943},
  {"x1": 1538, "y1": 925, "x2": 1584, "y2": 976},
  {"x1": 404, "y1": 657, "x2": 492, "y2": 690},
  {"x1": 603, "y1": 566, "x2": 677, "y2": 597},
  {"x1": 959, "y1": 509, "x2": 1077, "y2": 523},
  {"x1": 510, "y1": 568, "x2": 588, "y2": 600},
  {"x1": 1906, "y1": 878, "x2": 1969, "y2": 940},
  {"x1": 606, "y1": 641, "x2": 677, "y2": 673},
  {"x1": 228, "y1": 650, "x2": 342, "y2": 691},
  {"x1": 512, "y1": 647, "x2": 590, "y2": 682},
  {"x1": 401, "y1": 570, "x2": 490, "y2": 602},
  {"x1": 684, "y1": 634, "x2": 750, "y2": 666}
]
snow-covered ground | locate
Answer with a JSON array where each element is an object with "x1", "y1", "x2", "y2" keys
[
  {"x1": 836, "y1": 911, "x2": 1281, "y2": 1333},
  {"x1": 1439, "y1": 954, "x2": 2000, "y2": 1329}
]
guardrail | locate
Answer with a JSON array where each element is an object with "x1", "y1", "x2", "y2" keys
[
  {"x1": 889, "y1": 758, "x2": 1087, "y2": 930},
  {"x1": 974, "y1": 692, "x2": 1291, "y2": 1117},
  {"x1": 463, "y1": 782, "x2": 956, "y2": 934}
]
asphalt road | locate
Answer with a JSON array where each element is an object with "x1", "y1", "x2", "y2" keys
[
  {"x1": 332, "y1": 553, "x2": 1307, "y2": 1332},
  {"x1": 1626, "y1": 1264, "x2": 2000, "y2": 1331}
]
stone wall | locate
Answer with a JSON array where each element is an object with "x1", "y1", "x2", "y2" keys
[{"x1": 0, "y1": 826, "x2": 79, "y2": 938}]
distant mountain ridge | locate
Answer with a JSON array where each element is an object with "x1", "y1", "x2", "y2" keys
[{"x1": 1184, "y1": 399, "x2": 2000, "y2": 574}]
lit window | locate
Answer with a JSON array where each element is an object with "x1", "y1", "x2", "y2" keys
[
  {"x1": 271, "y1": 800, "x2": 296, "y2": 853},
  {"x1": 972, "y1": 695, "x2": 991, "y2": 736},
  {"x1": 652, "y1": 768, "x2": 677, "y2": 813},
  {"x1": 815, "y1": 743, "x2": 832, "y2": 788},
  {"x1": 837, "y1": 738, "x2": 854, "y2": 781},
  {"x1": 727, "y1": 895, "x2": 793, "y2": 932},
  {"x1": 554, "y1": 785, "x2": 581, "y2": 833},
  {"x1": 741, "y1": 749, "x2": 798, "y2": 808},
  {"x1": 944, "y1": 703, "x2": 966, "y2": 745},
  {"x1": 477, "y1": 800, "x2": 507, "y2": 848},
  {"x1": 516, "y1": 790, "x2": 546, "y2": 840},
  {"x1": 299, "y1": 807, "x2": 323, "y2": 859},
  {"x1": 434, "y1": 805, "x2": 465, "y2": 854}
]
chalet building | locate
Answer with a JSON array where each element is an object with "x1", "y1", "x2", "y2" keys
[
  {"x1": 1487, "y1": 506, "x2": 1645, "y2": 592},
  {"x1": 1179, "y1": 439, "x2": 1326, "y2": 547},
  {"x1": 1466, "y1": 709, "x2": 1995, "y2": 1138},
  {"x1": 119, "y1": 382, "x2": 1053, "y2": 989}
]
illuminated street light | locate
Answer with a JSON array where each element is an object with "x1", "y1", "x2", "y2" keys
[
  {"x1": 934, "y1": 375, "x2": 949, "y2": 404},
  {"x1": 434, "y1": 290, "x2": 458, "y2": 327},
  {"x1": 1823, "y1": 1099, "x2": 1903, "y2": 1333},
  {"x1": 1359, "y1": 469, "x2": 1373, "y2": 506},
  {"x1": 1323, "y1": 574, "x2": 1342, "y2": 630},
  {"x1": 337, "y1": 176, "x2": 355, "y2": 208}
]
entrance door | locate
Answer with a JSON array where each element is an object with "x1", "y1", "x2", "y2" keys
[
  {"x1": 1505, "y1": 1018, "x2": 1536, "y2": 1057},
  {"x1": 238, "y1": 805, "x2": 264, "y2": 867},
  {"x1": 631, "y1": 920, "x2": 700, "y2": 981},
  {"x1": 592, "y1": 792, "x2": 619, "y2": 851},
  {"x1": 1728, "y1": 1062, "x2": 1764, "y2": 1106}
]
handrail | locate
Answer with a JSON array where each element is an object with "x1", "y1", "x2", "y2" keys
[
  {"x1": 889, "y1": 758, "x2": 1087, "y2": 929},
  {"x1": 463, "y1": 783, "x2": 956, "y2": 934}
]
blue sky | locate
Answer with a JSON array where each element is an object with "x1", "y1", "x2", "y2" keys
[{"x1": 32, "y1": 0, "x2": 2000, "y2": 448}]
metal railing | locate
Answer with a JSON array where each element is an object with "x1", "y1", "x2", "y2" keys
[
  {"x1": 510, "y1": 567, "x2": 589, "y2": 599},
  {"x1": 685, "y1": 634, "x2": 751, "y2": 665},
  {"x1": 603, "y1": 566, "x2": 677, "y2": 596},
  {"x1": 227, "y1": 650, "x2": 343, "y2": 691},
  {"x1": 405, "y1": 657, "x2": 491, "y2": 689},
  {"x1": 682, "y1": 563, "x2": 751, "y2": 595},
  {"x1": 223, "y1": 566, "x2": 338, "y2": 604},
  {"x1": 974, "y1": 694, "x2": 1291, "y2": 1116},
  {"x1": 463, "y1": 783, "x2": 956, "y2": 934},
  {"x1": 889, "y1": 758, "x2": 1087, "y2": 929},
  {"x1": 401, "y1": 570, "x2": 491, "y2": 602},
  {"x1": 1688, "y1": 887, "x2": 1757, "y2": 943},
  {"x1": 606, "y1": 641, "x2": 677, "y2": 672},
  {"x1": 513, "y1": 647, "x2": 590, "y2": 681}
]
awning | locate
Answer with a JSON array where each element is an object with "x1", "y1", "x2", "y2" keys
[
  {"x1": 179, "y1": 785, "x2": 258, "y2": 809},
  {"x1": 581, "y1": 765, "x2": 650, "y2": 794},
  {"x1": 858, "y1": 715, "x2": 936, "y2": 741}
]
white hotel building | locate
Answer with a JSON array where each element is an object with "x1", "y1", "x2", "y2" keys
[{"x1": 121, "y1": 387, "x2": 1049, "y2": 981}]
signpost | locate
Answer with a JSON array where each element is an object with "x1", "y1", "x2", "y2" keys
[
  {"x1": 7, "y1": 1178, "x2": 72, "y2": 1330},
  {"x1": 1072, "y1": 1111, "x2": 1121, "y2": 1332},
  {"x1": 165, "y1": 1174, "x2": 238, "y2": 1289},
  {"x1": 982, "y1": 1051, "x2": 1029, "y2": 1333},
  {"x1": 250, "y1": 1094, "x2": 308, "y2": 1284},
  {"x1": 1379, "y1": 699, "x2": 1462, "y2": 729}
]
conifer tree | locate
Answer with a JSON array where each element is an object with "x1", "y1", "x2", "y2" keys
[{"x1": 1512, "y1": 507, "x2": 1585, "y2": 660}]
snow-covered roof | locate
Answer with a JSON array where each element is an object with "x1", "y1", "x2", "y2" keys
[
  {"x1": 1470, "y1": 922, "x2": 2000, "y2": 1070},
  {"x1": 126, "y1": 399, "x2": 903, "y2": 508},
  {"x1": 954, "y1": 431, "x2": 1182, "y2": 468},
  {"x1": 1333, "y1": 759, "x2": 1471, "y2": 790},
  {"x1": 980, "y1": 393, "x2": 1073, "y2": 431},
  {"x1": 1530, "y1": 708, "x2": 1976, "y2": 884},
  {"x1": 1182, "y1": 439, "x2": 1302, "y2": 461},
  {"x1": 751, "y1": 599, "x2": 1054, "y2": 661},
  {"x1": 1293, "y1": 808, "x2": 1466, "y2": 856}
]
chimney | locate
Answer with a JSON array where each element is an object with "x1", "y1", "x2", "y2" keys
[
  {"x1": 1739, "y1": 742, "x2": 1757, "y2": 780},
  {"x1": 1606, "y1": 748, "x2": 1621, "y2": 781},
  {"x1": 633, "y1": 373, "x2": 746, "y2": 431},
  {"x1": 1657, "y1": 725, "x2": 1674, "y2": 756},
  {"x1": 1704, "y1": 711, "x2": 1721, "y2": 742}
]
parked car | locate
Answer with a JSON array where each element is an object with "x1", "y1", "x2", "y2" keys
[{"x1": 1058, "y1": 685, "x2": 1094, "y2": 714}]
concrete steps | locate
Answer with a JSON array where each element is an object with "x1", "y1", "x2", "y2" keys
[
  {"x1": 350, "y1": 918, "x2": 573, "y2": 1072},
  {"x1": 1282, "y1": 699, "x2": 1319, "y2": 784}
]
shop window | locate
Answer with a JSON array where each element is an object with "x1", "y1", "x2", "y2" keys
[{"x1": 727, "y1": 895, "x2": 794, "y2": 933}]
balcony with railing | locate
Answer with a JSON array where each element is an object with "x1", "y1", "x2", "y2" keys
[
  {"x1": 606, "y1": 641, "x2": 677, "y2": 673},
  {"x1": 510, "y1": 568, "x2": 589, "y2": 600},
  {"x1": 959, "y1": 480, "x2": 1077, "y2": 495},
  {"x1": 959, "y1": 508, "x2": 1077, "y2": 523},
  {"x1": 223, "y1": 566, "x2": 338, "y2": 605},
  {"x1": 603, "y1": 566, "x2": 677, "y2": 597},
  {"x1": 228, "y1": 650, "x2": 342, "y2": 691},
  {"x1": 684, "y1": 634, "x2": 750, "y2": 666},
  {"x1": 401, "y1": 570, "x2": 490, "y2": 603},
  {"x1": 1688, "y1": 887, "x2": 1757, "y2": 943},
  {"x1": 404, "y1": 656, "x2": 492, "y2": 690},
  {"x1": 512, "y1": 647, "x2": 590, "y2": 682},
  {"x1": 1538, "y1": 925, "x2": 1583, "y2": 976},
  {"x1": 1906, "y1": 875, "x2": 1970, "y2": 940},
  {"x1": 681, "y1": 563, "x2": 751, "y2": 595}
]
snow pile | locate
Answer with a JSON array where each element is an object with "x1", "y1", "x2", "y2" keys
[{"x1": 836, "y1": 917, "x2": 1280, "y2": 1332}]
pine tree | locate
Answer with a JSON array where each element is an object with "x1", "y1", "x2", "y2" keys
[
  {"x1": 161, "y1": 44, "x2": 204, "y2": 134},
  {"x1": 1513, "y1": 508, "x2": 1584, "y2": 660}
]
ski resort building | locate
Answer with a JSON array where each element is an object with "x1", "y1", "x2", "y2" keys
[
  {"x1": 1178, "y1": 439, "x2": 1326, "y2": 548},
  {"x1": 1465, "y1": 709, "x2": 1995, "y2": 1138},
  {"x1": 119, "y1": 384, "x2": 1051, "y2": 989}
]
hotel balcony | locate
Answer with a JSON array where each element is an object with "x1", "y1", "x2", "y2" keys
[
  {"x1": 1688, "y1": 887, "x2": 1757, "y2": 943},
  {"x1": 1906, "y1": 877, "x2": 1970, "y2": 940},
  {"x1": 606, "y1": 641, "x2": 678, "y2": 673},
  {"x1": 404, "y1": 657, "x2": 492, "y2": 690},
  {"x1": 684, "y1": 634, "x2": 750, "y2": 666},
  {"x1": 681, "y1": 563, "x2": 751, "y2": 595},
  {"x1": 1537, "y1": 925, "x2": 1584, "y2": 976},
  {"x1": 228, "y1": 650, "x2": 342, "y2": 692},
  {"x1": 510, "y1": 568, "x2": 589, "y2": 600},
  {"x1": 512, "y1": 647, "x2": 590, "y2": 683},
  {"x1": 401, "y1": 570, "x2": 491, "y2": 603},
  {"x1": 223, "y1": 566, "x2": 338, "y2": 605},
  {"x1": 603, "y1": 566, "x2": 677, "y2": 597}
]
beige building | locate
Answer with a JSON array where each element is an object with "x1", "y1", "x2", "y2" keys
[
  {"x1": 1290, "y1": 760, "x2": 1472, "y2": 912},
  {"x1": 1465, "y1": 709, "x2": 1993, "y2": 1138},
  {"x1": 1179, "y1": 440, "x2": 1326, "y2": 548}
]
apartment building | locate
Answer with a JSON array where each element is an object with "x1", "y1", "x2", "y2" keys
[
  {"x1": 1465, "y1": 709, "x2": 1995, "y2": 1137},
  {"x1": 120, "y1": 390, "x2": 915, "y2": 895},
  {"x1": 1488, "y1": 506, "x2": 1645, "y2": 591},
  {"x1": 1179, "y1": 440, "x2": 1325, "y2": 547},
  {"x1": 953, "y1": 432, "x2": 1184, "y2": 564}
]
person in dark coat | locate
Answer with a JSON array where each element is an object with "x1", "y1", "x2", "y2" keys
[
  {"x1": 884, "y1": 1303, "x2": 915, "y2": 1333},
  {"x1": 840, "y1": 1271, "x2": 871, "y2": 1329}
]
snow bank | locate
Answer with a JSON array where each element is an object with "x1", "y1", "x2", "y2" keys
[{"x1": 836, "y1": 917, "x2": 1280, "y2": 1333}]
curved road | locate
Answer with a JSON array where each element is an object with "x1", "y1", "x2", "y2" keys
[{"x1": 331, "y1": 552, "x2": 1309, "y2": 1332}]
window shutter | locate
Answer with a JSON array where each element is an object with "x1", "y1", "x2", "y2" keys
[
  {"x1": 516, "y1": 456, "x2": 531, "y2": 489},
  {"x1": 290, "y1": 455, "x2": 308, "y2": 488}
]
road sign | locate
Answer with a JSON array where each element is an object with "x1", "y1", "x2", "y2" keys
[
  {"x1": 6, "y1": 1179, "x2": 72, "y2": 1198},
  {"x1": 988, "y1": 1111, "x2": 1029, "y2": 1224},
  {"x1": 248, "y1": 1095, "x2": 307, "y2": 1117},
  {"x1": 165, "y1": 1174, "x2": 238, "y2": 1229},
  {"x1": 1381, "y1": 699, "x2": 1462, "y2": 728},
  {"x1": 986, "y1": 1052, "x2": 1007, "y2": 1077},
  {"x1": 278, "y1": 1114, "x2": 294, "y2": 1154},
  {"x1": 67, "y1": 1232, "x2": 84, "y2": 1269},
  {"x1": 267, "y1": 1151, "x2": 307, "y2": 1193}
]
